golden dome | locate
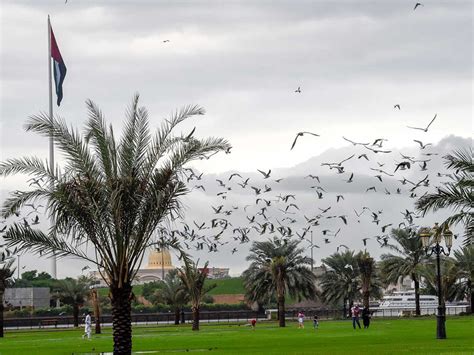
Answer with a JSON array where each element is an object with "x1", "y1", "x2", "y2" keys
[{"x1": 146, "y1": 248, "x2": 174, "y2": 269}]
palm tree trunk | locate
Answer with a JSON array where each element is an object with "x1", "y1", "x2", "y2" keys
[
  {"x1": 469, "y1": 280, "x2": 473, "y2": 314},
  {"x1": 0, "y1": 290, "x2": 4, "y2": 338},
  {"x1": 174, "y1": 307, "x2": 180, "y2": 325},
  {"x1": 342, "y1": 297, "x2": 347, "y2": 318},
  {"x1": 192, "y1": 305, "x2": 200, "y2": 331},
  {"x1": 90, "y1": 288, "x2": 101, "y2": 334},
  {"x1": 362, "y1": 284, "x2": 370, "y2": 309},
  {"x1": 111, "y1": 283, "x2": 133, "y2": 355},
  {"x1": 73, "y1": 303, "x2": 79, "y2": 328},
  {"x1": 413, "y1": 275, "x2": 421, "y2": 316},
  {"x1": 277, "y1": 294, "x2": 285, "y2": 327}
]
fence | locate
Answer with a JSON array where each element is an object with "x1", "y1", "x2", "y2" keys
[
  {"x1": 3, "y1": 306, "x2": 469, "y2": 330},
  {"x1": 4, "y1": 310, "x2": 264, "y2": 330},
  {"x1": 285, "y1": 305, "x2": 469, "y2": 319}
]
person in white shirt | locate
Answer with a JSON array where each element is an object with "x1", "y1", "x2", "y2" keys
[
  {"x1": 297, "y1": 311, "x2": 305, "y2": 328},
  {"x1": 82, "y1": 311, "x2": 92, "y2": 340}
]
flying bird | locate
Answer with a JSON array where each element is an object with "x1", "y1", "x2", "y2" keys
[
  {"x1": 343, "y1": 137, "x2": 370, "y2": 146},
  {"x1": 228, "y1": 173, "x2": 243, "y2": 181},
  {"x1": 257, "y1": 169, "x2": 271, "y2": 179},
  {"x1": 295, "y1": 86, "x2": 301, "y2": 93},
  {"x1": 407, "y1": 114, "x2": 437, "y2": 132},
  {"x1": 394, "y1": 104, "x2": 401, "y2": 110},
  {"x1": 290, "y1": 131, "x2": 320, "y2": 150},
  {"x1": 394, "y1": 161, "x2": 411, "y2": 172},
  {"x1": 414, "y1": 2, "x2": 423, "y2": 10},
  {"x1": 372, "y1": 138, "x2": 387, "y2": 147},
  {"x1": 345, "y1": 173, "x2": 354, "y2": 183},
  {"x1": 413, "y1": 140, "x2": 432, "y2": 149}
]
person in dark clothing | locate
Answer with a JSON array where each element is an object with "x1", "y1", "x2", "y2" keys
[{"x1": 362, "y1": 307, "x2": 371, "y2": 329}]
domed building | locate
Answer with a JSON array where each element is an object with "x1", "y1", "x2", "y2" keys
[
  {"x1": 89, "y1": 248, "x2": 176, "y2": 286},
  {"x1": 134, "y1": 248, "x2": 176, "y2": 284}
]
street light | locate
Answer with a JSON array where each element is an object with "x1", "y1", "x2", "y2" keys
[
  {"x1": 418, "y1": 222, "x2": 453, "y2": 339},
  {"x1": 309, "y1": 231, "x2": 320, "y2": 271}
]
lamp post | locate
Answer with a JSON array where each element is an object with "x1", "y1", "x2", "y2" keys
[
  {"x1": 307, "y1": 231, "x2": 320, "y2": 272},
  {"x1": 418, "y1": 223, "x2": 453, "y2": 339}
]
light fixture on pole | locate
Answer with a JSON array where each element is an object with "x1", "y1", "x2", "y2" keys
[{"x1": 418, "y1": 222, "x2": 453, "y2": 339}]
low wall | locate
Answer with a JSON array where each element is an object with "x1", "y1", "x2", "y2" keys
[{"x1": 212, "y1": 294, "x2": 245, "y2": 304}]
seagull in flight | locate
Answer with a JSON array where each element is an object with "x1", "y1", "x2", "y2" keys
[
  {"x1": 394, "y1": 104, "x2": 401, "y2": 110},
  {"x1": 295, "y1": 86, "x2": 301, "y2": 93},
  {"x1": 413, "y1": 140, "x2": 432, "y2": 149},
  {"x1": 257, "y1": 169, "x2": 271, "y2": 179},
  {"x1": 343, "y1": 137, "x2": 370, "y2": 146},
  {"x1": 414, "y1": 2, "x2": 423, "y2": 10},
  {"x1": 407, "y1": 114, "x2": 437, "y2": 132},
  {"x1": 290, "y1": 131, "x2": 320, "y2": 150}
]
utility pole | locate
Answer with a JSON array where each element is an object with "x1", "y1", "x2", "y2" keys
[{"x1": 311, "y1": 231, "x2": 314, "y2": 271}]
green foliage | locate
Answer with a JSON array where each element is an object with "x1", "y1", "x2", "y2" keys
[
  {"x1": 154, "y1": 269, "x2": 189, "y2": 310},
  {"x1": 56, "y1": 276, "x2": 92, "y2": 307},
  {"x1": 202, "y1": 294, "x2": 214, "y2": 304},
  {"x1": 178, "y1": 259, "x2": 216, "y2": 311},
  {"x1": 13, "y1": 270, "x2": 56, "y2": 289},
  {"x1": 416, "y1": 148, "x2": 473, "y2": 246},
  {"x1": 243, "y1": 238, "x2": 317, "y2": 304},
  {"x1": 141, "y1": 281, "x2": 162, "y2": 304},
  {"x1": 320, "y1": 250, "x2": 360, "y2": 307},
  {"x1": 380, "y1": 228, "x2": 431, "y2": 315}
]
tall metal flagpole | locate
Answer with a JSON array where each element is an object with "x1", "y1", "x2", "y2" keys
[{"x1": 48, "y1": 15, "x2": 57, "y2": 279}]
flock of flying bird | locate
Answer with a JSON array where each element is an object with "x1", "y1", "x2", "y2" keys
[{"x1": 150, "y1": 111, "x2": 459, "y2": 260}]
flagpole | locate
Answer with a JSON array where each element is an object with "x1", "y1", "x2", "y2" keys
[{"x1": 48, "y1": 15, "x2": 57, "y2": 279}]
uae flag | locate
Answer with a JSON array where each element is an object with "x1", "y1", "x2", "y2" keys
[{"x1": 50, "y1": 27, "x2": 67, "y2": 106}]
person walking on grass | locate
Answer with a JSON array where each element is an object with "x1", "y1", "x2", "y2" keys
[
  {"x1": 313, "y1": 315, "x2": 319, "y2": 330},
  {"x1": 297, "y1": 311, "x2": 305, "y2": 329},
  {"x1": 351, "y1": 304, "x2": 361, "y2": 329},
  {"x1": 362, "y1": 306, "x2": 371, "y2": 329},
  {"x1": 82, "y1": 311, "x2": 92, "y2": 340}
]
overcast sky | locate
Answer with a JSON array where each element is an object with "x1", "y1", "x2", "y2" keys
[{"x1": 0, "y1": 1, "x2": 472, "y2": 278}]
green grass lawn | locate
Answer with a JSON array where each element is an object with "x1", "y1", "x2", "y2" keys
[
  {"x1": 1, "y1": 317, "x2": 472, "y2": 354},
  {"x1": 206, "y1": 277, "x2": 245, "y2": 295}
]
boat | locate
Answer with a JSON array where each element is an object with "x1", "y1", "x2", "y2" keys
[{"x1": 378, "y1": 290, "x2": 438, "y2": 310}]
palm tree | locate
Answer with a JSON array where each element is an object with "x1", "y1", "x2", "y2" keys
[
  {"x1": 242, "y1": 237, "x2": 317, "y2": 327},
  {"x1": 178, "y1": 259, "x2": 216, "y2": 331},
  {"x1": 56, "y1": 276, "x2": 92, "y2": 327},
  {"x1": 422, "y1": 257, "x2": 459, "y2": 305},
  {"x1": 380, "y1": 228, "x2": 429, "y2": 315},
  {"x1": 155, "y1": 269, "x2": 189, "y2": 325},
  {"x1": 0, "y1": 251, "x2": 15, "y2": 338},
  {"x1": 356, "y1": 251, "x2": 378, "y2": 309},
  {"x1": 416, "y1": 148, "x2": 473, "y2": 246},
  {"x1": 452, "y1": 246, "x2": 473, "y2": 313},
  {"x1": 320, "y1": 250, "x2": 359, "y2": 317},
  {"x1": 0, "y1": 95, "x2": 230, "y2": 354}
]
